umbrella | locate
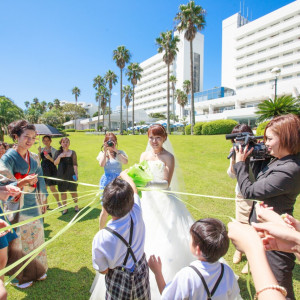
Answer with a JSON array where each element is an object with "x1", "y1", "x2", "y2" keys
[{"x1": 34, "y1": 124, "x2": 63, "y2": 136}]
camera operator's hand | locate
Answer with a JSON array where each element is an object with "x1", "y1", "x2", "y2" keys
[{"x1": 235, "y1": 144, "x2": 253, "y2": 163}]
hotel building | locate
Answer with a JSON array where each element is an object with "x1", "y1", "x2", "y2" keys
[
  {"x1": 129, "y1": 30, "x2": 204, "y2": 120},
  {"x1": 194, "y1": 0, "x2": 300, "y2": 125}
]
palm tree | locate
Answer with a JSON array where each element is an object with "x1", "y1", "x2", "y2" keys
[
  {"x1": 255, "y1": 95, "x2": 300, "y2": 123},
  {"x1": 105, "y1": 70, "x2": 118, "y2": 131},
  {"x1": 53, "y1": 99, "x2": 60, "y2": 108},
  {"x1": 156, "y1": 30, "x2": 180, "y2": 134},
  {"x1": 169, "y1": 75, "x2": 177, "y2": 123},
  {"x1": 176, "y1": 89, "x2": 188, "y2": 120},
  {"x1": 123, "y1": 85, "x2": 132, "y2": 131},
  {"x1": 24, "y1": 101, "x2": 30, "y2": 109},
  {"x1": 175, "y1": 1, "x2": 206, "y2": 134},
  {"x1": 126, "y1": 62, "x2": 143, "y2": 135},
  {"x1": 41, "y1": 101, "x2": 47, "y2": 111},
  {"x1": 98, "y1": 86, "x2": 109, "y2": 130},
  {"x1": 113, "y1": 46, "x2": 131, "y2": 134},
  {"x1": 47, "y1": 102, "x2": 54, "y2": 110},
  {"x1": 93, "y1": 75, "x2": 106, "y2": 131},
  {"x1": 33, "y1": 98, "x2": 39, "y2": 107},
  {"x1": 72, "y1": 87, "x2": 81, "y2": 130},
  {"x1": 183, "y1": 80, "x2": 191, "y2": 124}
]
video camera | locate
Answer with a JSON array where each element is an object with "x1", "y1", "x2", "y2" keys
[{"x1": 225, "y1": 132, "x2": 270, "y2": 161}]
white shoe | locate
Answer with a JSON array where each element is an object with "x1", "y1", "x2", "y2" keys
[
  {"x1": 38, "y1": 273, "x2": 47, "y2": 281},
  {"x1": 13, "y1": 281, "x2": 33, "y2": 289}
]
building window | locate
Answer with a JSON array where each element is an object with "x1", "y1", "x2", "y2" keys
[
  {"x1": 193, "y1": 53, "x2": 201, "y2": 93},
  {"x1": 270, "y1": 56, "x2": 279, "y2": 60},
  {"x1": 283, "y1": 51, "x2": 293, "y2": 56},
  {"x1": 257, "y1": 81, "x2": 266, "y2": 85},
  {"x1": 246, "y1": 83, "x2": 254, "y2": 87},
  {"x1": 258, "y1": 60, "x2": 266, "y2": 64},
  {"x1": 283, "y1": 40, "x2": 293, "y2": 45},
  {"x1": 284, "y1": 16, "x2": 294, "y2": 22},
  {"x1": 283, "y1": 63, "x2": 293, "y2": 68},
  {"x1": 247, "y1": 63, "x2": 254, "y2": 67},
  {"x1": 270, "y1": 44, "x2": 279, "y2": 49},
  {"x1": 258, "y1": 70, "x2": 266, "y2": 74},
  {"x1": 258, "y1": 49, "x2": 266, "y2": 53},
  {"x1": 282, "y1": 75, "x2": 293, "y2": 80},
  {"x1": 247, "y1": 73, "x2": 254, "y2": 77},
  {"x1": 283, "y1": 28, "x2": 293, "y2": 33}
]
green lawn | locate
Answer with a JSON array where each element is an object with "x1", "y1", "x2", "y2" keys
[{"x1": 4, "y1": 133, "x2": 300, "y2": 299}]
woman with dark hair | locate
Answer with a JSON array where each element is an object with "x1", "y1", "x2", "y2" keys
[
  {"x1": 0, "y1": 143, "x2": 6, "y2": 159},
  {"x1": 0, "y1": 120, "x2": 48, "y2": 288},
  {"x1": 38, "y1": 135, "x2": 61, "y2": 208},
  {"x1": 54, "y1": 137, "x2": 78, "y2": 214},
  {"x1": 234, "y1": 114, "x2": 300, "y2": 300}
]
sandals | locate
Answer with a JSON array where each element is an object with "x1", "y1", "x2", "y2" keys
[
  {"x1": 74, "y1": 207, "x2": 79, "y2": 213},
  {"x1": 62, "y1": 209, "x2": 68, "y2": 215}
]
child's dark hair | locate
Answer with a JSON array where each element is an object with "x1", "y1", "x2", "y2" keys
[
  {"x1": 190, "y1": 218, "x2": 229, "y2": 263},
  {"x1": 7, "y1": 120, "x2": 36, "y2": 141},
  {"x1": 42, "y1": 135, "x2": 52, "y2": 142},
  {"x1": 102, "y1": 178, "x2": 134, "y2": 218}
]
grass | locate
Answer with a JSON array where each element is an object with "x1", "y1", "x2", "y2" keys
[{"x1": 3, "y1": 132, "x2": 300, "y2": 299}]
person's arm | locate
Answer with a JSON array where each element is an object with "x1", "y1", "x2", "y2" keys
[
  {"x1": 0, "y1": 219, "x2": 10, "y2": 237},
  {"x1": 227, "y1": 157, "x2": 237, "y2": 179},
  {"x1": 116, "y1": 150, "x2": 128, "y2": 165},
  {"x1": 164, "y1": 154, "x2": 174, "y2": 186},
  {"x1": 99, "y1": 208, "x2": 108, "y2": 230},
  {"x1": 120, "y1": 170, "x2": 138, "y2": 194},
  {"x1": 228, "y1": 222, "x2": 286, "y2": 300},
  {"x1": 139, "y1": 152, "x2": 146, "y2": 163},
  {"x1": 97, "y1": 151, "x2": 107, "y2": 167},
  {"x1": 148, "y1": 255, "x2": 166, "y2": 295},
  {"x1": 54, "y1": 151, "x2": 65, "y2": 166},
  {"x1": 72, "y1": 151, "x2": 78, "y2": 179},
  {"x1": 0, "y1": 280, "x2": 7, "y2": 300},
  {"x1": 0, "y1": 185, "x2": 21, "y2": 201}
]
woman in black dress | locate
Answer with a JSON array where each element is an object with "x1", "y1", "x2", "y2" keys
[
  {"x1": 38, "y1": 135, "x2": 61, "y2": 208},
  {"x1": 54, "y1": 137, "x2": 78, "y2": 214}
]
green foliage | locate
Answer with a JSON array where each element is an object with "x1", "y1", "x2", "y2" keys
[
  {"x1": 0, "y1": 96, "x2": 24, "y2": 140},
  {"x1": 61, "y1": 103, "x2": 88, "y2": 120},
  {"x1": 201, "y1": 119, "x2": 238, "y2": 135},
  {"x1": 62, "y1": 129, "x2": 75, "y2": 132},
  {"x1": 39, "y1": 109, "x2": 65, "y2": 128},
  {"x1": 255, "y1": 95, "x2": 300, "y2": 123},
  {"x1": 149, "y1": 113, "x2": 166, "y2": 119},
  {"x1": 185, "y1": 124, "x2": 191, "y2": 135},
  {"x1": 75, "y1": 129, "x2": 96, "y2": 132},
  {"x1": 256, "y1": 121, "x2": 270, "y2": 136},
  {"x1": 193, "y1": 122, "x2": 205, "y2": 135}
]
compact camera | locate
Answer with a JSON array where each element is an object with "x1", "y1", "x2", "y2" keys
[
  {"x1": 225, "y1": 132, "x2": 271, "y2": 161},
  {"x1": 106, "y1": 140, "x2": 115, "y2": 147}
]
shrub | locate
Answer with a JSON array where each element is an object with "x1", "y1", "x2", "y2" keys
[
  {"x1": 62, "y1": 129, "x2": 75, "y2": 132},
  {"x1": 201, "y1": 119, "x2": 238, "y2": 135},
  {"x1": 185, "y1": 124, "x2": 191, "y2": 135},
  {"x1": 256, "y1": 121, "x2": 269, "y2": 136},
  {"x1": 194, "y1": 122, "x2": 206, "y2": 135}
]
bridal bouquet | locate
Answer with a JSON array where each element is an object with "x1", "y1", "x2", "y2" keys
[{"x1": 127, "y1": 160, "x2": 153, "y2": 187}]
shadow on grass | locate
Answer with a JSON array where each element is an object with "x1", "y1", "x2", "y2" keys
[
  {"x1": 18, "y1": 266, "x2": 95, "y2": 300},
  {"x1": 238, "y1": 276, "x2": 255, "y2": 299},
  {"x1": 55, "y1": 207, "x2": 102, "y2": 223}
]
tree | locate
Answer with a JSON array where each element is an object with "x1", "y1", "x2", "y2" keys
[
  {"x1": 149, "y1": 113, "x2": 166, "y2": 119},
  {"x1": 53, "y1": 99, "x2": 61, "y2": 109},
  {"x1": 176, "y1": 89, "x2": 188, "y2": 120},
  {"x1": 24, "y1": 101, "x2": 30, "y2": 109},
  {"x1": 40, "y1": 101, "x2": 47, "y2": 111},
  {"x1": 175, "y1": 1, "x2": 206, "y2": 134},
  {"x1": 97, "y1": 85, "x2": 109, "y2": 130},
  {"x1": 126, "y1": 62, "x2": 143, "y2": 134},
  {"x1": 105, "y1": 70, "x2": 118, "y2": 131},
  {"x1": 113, "y1": 46, "x2": 131, "y2": 134},
  {"x1": 255, "y1": 95, "x2": 300, "y2": 123},
  {"x1": 0, "y1": 96, "x2": 24, "y2": 140},
  {"x1": 123, "y1": 85, "x2": 132, "y2": 131},
  {"x1": 183, "y1": 80, "x2": 191, "y2": 124},
  {"x1": 39, "y1": 109, "x2": 64, "y2": 128},
  {"x1": 47, "y1": 102, "x2": 54, "y2": 110},
  {"x1": 33, "y1": 97, "x2": 39, "y2": 107},
  {"x1": 156, "y1": 30, "x2": 180, "y2": 134},
  {"x1": 93, "y1": 75, "x2": 106, "y2": 131},
  {"x1": 169, "y1": 75, "x2": 177, "y2": 123},
  {"x1": 72, "y1": 87, "x2": 81, "y2": 130},
  {"x1": 62, "y1": 103, "x2": 87, "y2": 125}
]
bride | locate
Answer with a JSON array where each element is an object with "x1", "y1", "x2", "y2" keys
[{"x1": 140, "y1": 124, "x2": 195, "y2": 299}]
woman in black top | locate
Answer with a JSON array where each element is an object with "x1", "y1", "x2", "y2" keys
[
  {"x1": 234, "y1": 114, "x2": 300, "y2": 300},
  {"x1": 38, "y1": 135, "x2": 61, "y2": 208},
  {"x1": 54, "y1": 137, "x2": 78, "y2": 214}
]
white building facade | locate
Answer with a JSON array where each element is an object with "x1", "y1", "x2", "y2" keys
[
  {"x1": 130, "y1": 30, "x2": 204, "y2": 120},
  {"x1": 194, "y1": 0, "x2": 300, "y2": 125}
]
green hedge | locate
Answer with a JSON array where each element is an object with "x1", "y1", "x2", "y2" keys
[
  {"x1": 201, "y1": 119, "x2": 238, "y2": 135},
  {"x1": 185, "y1": 124, "x2": 191, "y2": 135},
  {"x1": 62, "y1": 129, "x2": 75, "y2": 132},
  {"x1": 194, "y1": 122, "x2": 206, "y2": 135},
  {"x1": 256, "y1": 121, "x2": 269, "y2": 136}
]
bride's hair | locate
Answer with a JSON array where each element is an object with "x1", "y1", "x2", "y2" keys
[{"x1": 148, "y1": 124, "x2": 167, "y2": 140}]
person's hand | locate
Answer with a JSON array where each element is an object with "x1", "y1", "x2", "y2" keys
[
  {"x1": 255, "y1": 203, "x2": 285, "y2": 225},
  {"x1": 283, "y1": 214, "x2": 300, "y2": 232},
  {"x1": 59, "y1": 152, "x2": 66, "y2": 158},
  {"x1": 45, "y1": 154, "x2": 51, "y2": 160},
  {"x1": 41, "y1": 204, "x2": 47, "y2": 214},
  {"x1": 4, "y1": 185, "x2": 21, "y2": 198},
  {"x1": 0, "y1": 219, "x2": 10, "y2": 237},
  {"x1": 21, "y1": 174, "x2": 38, "y2": 186},
  {"x1": 252, "y1": 222, "x2": 300, "y2": 254},
  {"x1": 228, "y1": 222, "x2": 264, "y2": 254},
  {"x1": 38, "y1": 146, "x2": 42, "y2": 153},
  {"x1": 148, "y1": 255, "x2": 162, "y2": 275},
  {"x1": 235, "y1": 144, "x2": 253, "y2": 163}
]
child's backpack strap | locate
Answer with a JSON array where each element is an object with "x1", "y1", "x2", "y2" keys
[
  {"x1": 189, "y1": 263, "x2": 224, "y2": 300},
  {"x1": 104, "y1": 215, "x2": 137, "y2": 267}
]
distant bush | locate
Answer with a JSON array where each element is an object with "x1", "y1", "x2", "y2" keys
[
  {"x1": 194, "y1": 122, "x2": 206, "y2": 135},
  {"x1": 256, "y1": 121, "x2": 269, "y2": 136},
  {"x1": 201, "y1": 120, "x2": 238, "y2": 135},
  {"x1": 62, "y1": 129, "x2": 75, "y2": 132},
  {"x1": 185, "y1": 124, "x2": 191, "y2": 135},
  {"x1": 75, "y1": 129, "x2": 95, "y2": 132}
]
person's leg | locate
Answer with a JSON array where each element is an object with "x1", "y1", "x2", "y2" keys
[
  {"x1": 0, "y1": 247, "x2": 7, "y2": 282},
  {"x1": 49, "y1": 185, "x2": 62, "y2": 207},
  {"x1": 70, "y1": 192, "x2": 78, "y2": 212},
  {"x1": 0, "y1": 279, "x2": 7, "y2": 300},
  {"x1": 61, "y1": 192, "x2": 68, "y2": 214},
  {"x1": 266, "y1": 250, "x2": 295, "y2": 300}
]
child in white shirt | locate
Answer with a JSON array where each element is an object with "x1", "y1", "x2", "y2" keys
[
  {"x1": 148, "y1": 218, "x2": 240, "y2": 300},
  {"x1": 92, "y1": 171, "x2": 150, "y2": 300}
]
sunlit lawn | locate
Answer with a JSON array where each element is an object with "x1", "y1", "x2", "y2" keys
[{"x1": 4, "y1": 132, "x2": 300, "y2": 299}]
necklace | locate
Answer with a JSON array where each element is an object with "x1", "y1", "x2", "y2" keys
[{"x1": 152, "y1": 148, "x2": 164, "y2": 158}]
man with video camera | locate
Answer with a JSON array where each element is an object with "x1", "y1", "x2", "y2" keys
[{"x1": 233, "y1": 114, "x2": 300, "y2": 300}]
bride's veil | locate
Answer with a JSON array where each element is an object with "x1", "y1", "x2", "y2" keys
[{"x1": 145, "y1": 138, "x2": 185, "y2": 193}]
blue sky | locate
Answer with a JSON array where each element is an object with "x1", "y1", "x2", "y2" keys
[{"x1": 0, "y1": 0, "x2": 294, "y2": 111}]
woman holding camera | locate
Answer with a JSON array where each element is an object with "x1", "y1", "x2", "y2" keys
[
  {"x1": 97, "y1": 133, "x2": 128, "y2": 190},
  {"x1": 234, "y1": 114, "x2": 300, "y2": 300}
]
